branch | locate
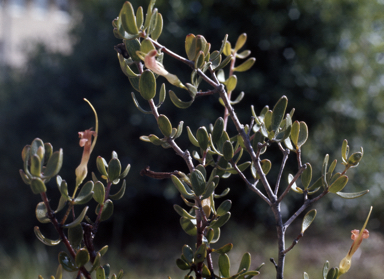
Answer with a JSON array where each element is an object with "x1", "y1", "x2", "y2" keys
[
  {"x1": 283, "y1": 190, "x2": 328, "y2": 229},
  {"x1": 282, "y1": 232, "x2": 303, "y2": 254},
  {"x1": 40, "y1": 192, "x2": 92, "y2": 279},
  {"x1": 230, "y1": 159, "x2": 271, "y2": 206},
  {"x1": 274, "y1": 146, "x2": 290, "y2": 196},
  {"x1": 277, "y1": 164, "x2": 307, "y2": 203},
  {"x1": 218, "y1": 85, "x2": 275, "y2": 201},
  {"x1": 150, "y1": 39, "x2": 218, "y2": 88}
]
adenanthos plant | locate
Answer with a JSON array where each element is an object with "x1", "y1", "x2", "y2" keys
[
  {"x1": 112, "y1": 1, "x2": 371, "y2": 279},
  {"x1": 20, "y1": 1, "x2": 373, "y2": 279},
  {"x1": 20, "y1": 100, "x2": 130, "y2": 279}
]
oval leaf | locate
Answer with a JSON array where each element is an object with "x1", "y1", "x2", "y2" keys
[
  {"x1": 75, "y1": 248, "x2": 90, "y2": 268},
  {"x1": 328, "y1": 175, "x2": 348, "y2": 193},
  {"x1": 233, "y1": 57, "x2": 255, "y2": 72},
  {"x1": 139, "y1": 70, "x2": 156, "y2": 100},
  {"x1": 301, "y1": 209, "x2": 317, "y2": 233}
]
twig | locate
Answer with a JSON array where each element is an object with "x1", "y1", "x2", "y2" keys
[
  {"x1": 274, "y1": 147, "x2": 290, "y2": 196},
  {"x1": 282, "y1": 232, "x2": 303, "y2": 254}
]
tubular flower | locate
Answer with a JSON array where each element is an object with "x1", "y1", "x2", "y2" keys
[
  {"x1": 338, "y1": 206, "x2": 372, "y2": 276},
  {"x1": 74, "y1": 99, "x2": 99, "y2": 189},
  {"x1": 75, "y1": 129, "x2": 97, "y2": 187},
  {"x1": 143, "y1": 50, "x2": 187, "y2": 89}
]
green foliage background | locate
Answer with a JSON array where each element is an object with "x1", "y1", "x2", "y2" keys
[{"x1": 1, "y1": 0, "x2": 384, "y2": 262}]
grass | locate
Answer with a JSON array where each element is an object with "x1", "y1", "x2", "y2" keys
[{"x1": 1, "y1": 224, "x2": 383, "y2": 279}]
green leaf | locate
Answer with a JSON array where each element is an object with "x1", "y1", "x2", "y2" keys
[
  {"x1": 230, "y1": 91, "x2": 245, "y2": 105},
  {"x1": 151, "y1": 12, "x2": 163, "y2": 40},
  {"x1": 131, "y1": 92, "x2": 152, "y2": 114},
  {"x1": 174, "y1": 204, "x2": 196, "y2": 219},
  {"x1": 216, "y1": 200, "x2": 232, "y2": 216},
  {"x1": 180, "y1": 217, "x2": 197, "y2": 236},
  {"x1": 219, "y1": 254, "x2": 230, "y2": 278},
  {"x1": 75, "y1": 248, "x2": 90, "y2": 268},
  {"x1": 30, "y1": 154, "x2": 42, "y2": 177},
  {"x1": 236, "y1": 50, "x2": 251, "y2": 59},
  {"x1": 213, "y1": 243, "x2": 233, "y2": 254},
  {"x1": 347, "y1": 150, "x2": 363, "y2": 167},
  {"x1": 139, "y1": 70, "x2": 156, "y2": 100},
  {"x1": 136, "y1": 6, "x2": 144, "y2": 29},
  {"x1": 301, "y1": 209, "x2": 317, "y2": 233},
  {"x1": 290, "y1": 121, "x2": 300, "y2": 147},
  {"x1": 100, "y1": 200, "x2": 114, "y2": 222},
  {"x1": 301, "y1": 163, "x2": 312, "y2": 190},
  {"x1": 185, "y1": 34, "x2": 196, "y2": 61},
  {"x1": 96, "y1": 266, "x2": 106, "y2": 279},
  {"x1": 190, "y1": 169, "x2": 206, "y2": 196},
  {"x1": 55, "y1": 196, "x2": 68, "y2": 213},
  {"x1": 233, "y1": 57, "x2": 256, "y2": 72},
  {"x1": 341, "y1": 140, "x2": 349, "y2": 164},
  {"x1": 271, "y1": 96, "x2": 288, "y2": 132},
  {"x1": 157, "y1": 83, "x2": 166, "y2": 108},
  {"x1": 182, "y1": 244, "x2": 194, "y2": 264},
  {"x1": 289, "y1": 173, "x2": 303, "y2": 194},
  {"x1": 201, "y1": 181, "x2": 216, "y2": 200},
  {"x1": 326, "y1": 268, "x2": 338, "y2": 279},
  {"x1": 96, "y1": 156, "x2": 108, "y2": 177},
  {"x1": 194, "y1": 51, "x2": 205, "y2": 69},
  {"x1": 210, "y1": 212, "x2": 231, "y2": 229},
  {"x1": 30, "y1": 138, "x2": 44, "y2": 157},
  {"x1": 212, "y1": 117, "x2": 224, "y2": 144},
  {"x1": 225, "y1": 75, "x2": 237, "y2": 92},
  {"x1": 55, "y1": 264, "x2": 63, "y2": 279},
  {"x1": 109, "y1": 180, "x2": 126, "y2": 200},
  {"x1": 58, "y1": 251, "x2": 78, "y2": 272},
  {"x1": 119, "y1": 163, "x2": 131, "y2": 179},
  {"x1": 298, "y1": 122, "x2": 308, "y2": 148},
  {"x1": 30, "y1": 177, "x2": 47, "y2": 194},
  {"x1": 223, "y1": 140, "x2": 234, "y2": 161},
  {"x1": 120, "y1": 1, "x2": 139, "y2": 35},
  {"x1": 196, "y1": 127, "x2": 210, "y2": 150},
  {"x1": 143, "y1": 0, "x2": 156, "y2": 30},
  {"x1": 74, "y1": 181, "x2": 94, "y2": 204},
  {"x1": 147, "y1": 8, "x2": 158, "y2": 36},
  {"x1": 93, "y1": 181, "x2": 105, "y2": 204},
  {"x1": 157, "y1": 114, "x2": 173, "y2": 137},
  {"x1": 176, "y1": 258, "x2": 190, "y2": 270},
  {"x1": 171, "y1": 175, "x2": 195, "y2": 198},
  {"x1": 194, "y1": 244, "x2": 207, "y2": 263},
  {"x1": 99, "y1": 245, "x2": 108, "y2": 256},
  {"x1": 215, "y1": 188, "x2": 230, "y2": 199},
  {"x1": 68, "y1": 224, "x2": 83, "y2": 249},
  {"x1": 323, "y1": 261, "x2": 330, "y2": 279},
  {"x1": 336, "y1": 190, "x2": 369, "y2": 199},
  {"x1": 169, "y1": 90, "x2": 194, "y2": 109},
  {"x1": 215, "y1": 54, "x2": 233, "y2": 71},
  {"x1": 62, "y1": 206, "x2": 89, "y2": 229},
  {"x1": 238, "y1": 252, "x2": 251, "y2": 273},
  {"x1": 108, "y1": 158, "x2": 122, "y2": 183},
  {"x1": 328, "y1": 175, "x2": 348, "y2": 193},
  {"x1": 124, "y1": 39, "x2": 141, "y2": 62},
  {"x1": 34, "y1": 226, "x2": 61, "y2": 246},
  {"x1": 140, "y1": 38, "x2": 155, "y2": 54},
  {"x1": 36, "y1": 202, "x2": 50, "y2": 223},
  {"x1": 234, "y1": 33, "x2": 247, "y2": 52},
  {"x1": 255, "y1": 159, "x2": 272, "y2": 179},
  {"x1": 90, "y1": 253, "x2": 101, "y2": 273},
  {"x1": 43, "y1": 149, "x2": 63, "y2": 178}
]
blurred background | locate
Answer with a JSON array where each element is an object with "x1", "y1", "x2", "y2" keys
[{"x1": 1, "y1": 0, "x2": 384, "y2": 278}]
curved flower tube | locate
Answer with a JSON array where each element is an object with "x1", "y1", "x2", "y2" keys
[
  {"x1": 74, "y1": 99, "x2": 99, "y2": 193},
  {"x1": 143, "y1": 49, "x2": 187, "y2": 90},
  {"x1": 338, "y1": 206, "x2": 372, "y2": 277}
]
